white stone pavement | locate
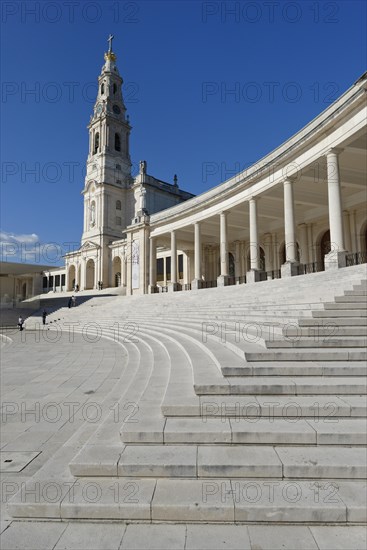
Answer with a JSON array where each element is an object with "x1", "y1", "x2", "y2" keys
[
  {"x1": 1, "y1": 268, "x2": 366, "y2": 549},
  {"x1": 0, "y1": 521, "x2": 366, "y2": 550}
]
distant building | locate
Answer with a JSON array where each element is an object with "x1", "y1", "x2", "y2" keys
[
  {"x1": 4, "y1": 43, "x2": 366, "y2": 302},
  {"x1": 0, "y1": 262, "x2": 63, "y2": 305}
]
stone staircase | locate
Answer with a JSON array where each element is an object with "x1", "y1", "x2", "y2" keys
[{"x1": 8, "y1": 264, "x2": 367, "y2": 524}]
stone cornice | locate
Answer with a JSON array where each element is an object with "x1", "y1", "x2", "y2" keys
[{"x1": 149, "y1": 73, "x2": 366, "y2": 229}]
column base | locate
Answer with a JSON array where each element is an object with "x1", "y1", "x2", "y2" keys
[
  {"x1": 168, "y1": 282, "x2": 181, "y2": 292},
  {"x1": 281, "y1": 261, "x2": 300, "y2": 278},
  {"x1": 246, "y1": 269, "x2": 264, "y2": 283},
  {"x1": 324, "y1": 250, "x2": 347, "y2": 270},
  {"x1": 217, "y1": 275, "x2": 230, "y2": 287},
  {"x1": 191, "y1": 279, "x2": 203, "y2": 290}
]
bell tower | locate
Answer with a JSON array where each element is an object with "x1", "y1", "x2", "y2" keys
[{"x1": 80, "y1": 36, "x2": 133, "y2": 286}]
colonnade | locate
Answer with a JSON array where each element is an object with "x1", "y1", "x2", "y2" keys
[{"x1": 148, "y1": 149, "x2": 349, "y2": 291}]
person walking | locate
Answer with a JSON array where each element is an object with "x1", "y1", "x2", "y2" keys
[
  {"x1": 68, "y1": 297, "x2": 72, "y2": 308},
  {"x1": 42, "y1": 309, "x2": 47, "y2": 325},
  {"x1": 18, "y1": 316, "x2": 24, "y2": 331},
  {"x1": 72, "y1": 295, "x2": 76, "y2": 307}
]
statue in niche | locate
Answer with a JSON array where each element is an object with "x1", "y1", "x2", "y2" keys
[
  {"x1": 139, "y1": 186, "x2": 147, "y2": 212},
  {"x1": 139, "y1": 160, "x2": 147, "y2": 176},
  {"x1": 89, "y1": 203, "x2": 96, "y2": 227}
]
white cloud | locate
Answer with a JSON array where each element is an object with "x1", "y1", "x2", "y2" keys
[{"x1": 0, "y1": 230, "x2": 64, "y2": 265}]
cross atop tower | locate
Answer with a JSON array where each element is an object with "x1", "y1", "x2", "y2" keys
[{"x1": 107, "y1": 34, "x2": 114, "y2": 53}]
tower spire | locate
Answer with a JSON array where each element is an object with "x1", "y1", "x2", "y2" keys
[
  {"x1": 107, "y1": 34, "x2": 114, "y2": 53},
  {"x1": 104, "y1": 34, "x2": 117, "y2": 63}
]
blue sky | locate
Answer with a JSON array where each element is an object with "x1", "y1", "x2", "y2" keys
[{"x1": 1, "y1": 0, "x2": 366, "y2": 265}]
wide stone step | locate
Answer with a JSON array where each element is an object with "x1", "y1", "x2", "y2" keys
[
  {"x1": 335, "y1": 295, "x2": 367, "y2": 302},
  {"x1": 123, "y1": 417, "x2": 367, "y2": 446},
  {"x1": 299, "y1": 317, "x2": 367, "y2": 327},
  {"x1": 116, "y1": 445, "x2": 366, "y2": 479},
  {"x1": 195, "y1": 376, "x2": 367, "y2": 396},
  {"x1": 266, "y1": 337, "x2": 367, "y2": 348},
  {"x1": 324, "y1": 302, "x2": 367, "y2": 310},
  {"x1": 345, "y1": 289, "x2": 367, "y2": 296},
  {"x1": 244, "y1": 349, "x2": 366, "y2": 362},
  {"x1": 222, "y1": 361, "x2": 367, "y2": 377},
  {"x1": 197, "y1": 395, "x2": 367, "y2": 418},
  {"x1": 313, "y1": 310, "x2": 367, "y2": 317},
  {"x1": 283, "y1": 326, "x2": 367, "y2": 337},
  {"x1": 8, "y1": 477, "x2": 366, "y2": 524}
]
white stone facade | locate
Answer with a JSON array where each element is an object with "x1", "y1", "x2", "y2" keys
[{"x1": 64, "y1": 46, "x2": 366, "y2": 296}]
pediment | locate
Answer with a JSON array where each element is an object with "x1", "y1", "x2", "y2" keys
[{"x1": 80, "y1": 240, "x2": 100, "y2": 251}]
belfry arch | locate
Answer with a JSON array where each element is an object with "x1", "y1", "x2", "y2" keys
[{"x1": 85, "y1": 259, "x2": 95, "y2": 290}]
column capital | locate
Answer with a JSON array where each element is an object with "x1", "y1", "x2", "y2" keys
[
  {"x1": 325, "y1": 147, "x2": 343, "y2": 157},
  {"x1": 283, "y1": 176, "x2": 296, "y2": 185},
  {"x1": 248, "y1": 196, "x2": 257, "y2": 203}
]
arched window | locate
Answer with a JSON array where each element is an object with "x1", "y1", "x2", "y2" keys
[
  {"x1": 101, "y1": 83, "x2": 105, "y2": 94},
  {"x1": 115, "y1": 272, "x2": 121, "y2": 287},
  {"x1": 113, "y1": 83, "x2": 117, "y2": 94},
  {"x1": 94, "y1": 132, "x2": 99, "y2": 155},
  {"x1": 115, "y1": 133, "x2": 121, "y2": 152},
  {"x1": 116, "y1": 200, "x2": 121, "y2": 210}
]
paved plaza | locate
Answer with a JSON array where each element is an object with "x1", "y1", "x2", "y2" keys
[{"x1": 1, "y1": 267, "x2": 366, "y2": 549}]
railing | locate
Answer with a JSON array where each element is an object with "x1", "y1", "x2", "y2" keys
[
  {"x1": 159, "y1": 286, "x2": 168, "y2": 293},
  {"x1": 201, "y1": 280, "x2": 217, "y2": 289},
  {"x1": 346, "y1": 251, "x2": 367, "y2": 267},
  {"x1": 265, "y1": 270, "x2": 281, "y2": 280},
  {"x1": 298, "y1": 262, "x2": 322, "y2": 275}
]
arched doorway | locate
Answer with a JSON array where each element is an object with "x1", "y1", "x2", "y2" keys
[
  {"x1": 246, "y1": 247, "x2": 266, "y2": 271},
  {"x1": 112, "y1": 257, "x2": 122, "y2": 287},
  {"x1": 85, "y1": 259, "x2": 95, "y2": 290},
  {"x1": 68, "y1": 265, "x2": 76, "y2": 291},
  {"x1": 319, "y1": 230, "x2": 331, "y2": 270},
  {"x1": 217, "y1": 252, "x2": 237, "y2": 277},
  {"x1": 280, "y1": 242, "x2": 300, "y2": 265},
  {"x1": 228, "y1": 253, "x2": 235, "y2": 277}
]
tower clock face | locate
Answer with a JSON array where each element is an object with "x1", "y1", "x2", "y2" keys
[
  {"x1": 113, "y1": 104, "x2": 121, "y2": 114},
  {"x1": 95, "y1": 103, "x2": 103, "y2": 115}
]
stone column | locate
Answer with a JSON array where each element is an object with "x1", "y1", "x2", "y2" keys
[
  {"x1": 234, "y1": 241, "x2": 241, "y2": 278},
  {"x1": 240, "y1": 242, "x2": 246, "y2": 277},
  {"x1": 65, "y1": 266, "x2": 69, "y2": 293},
  {"x1": 247, "y1": 198, "x2": 262, "y2": 283},
  {"x1": 163, "y1": 257, "x2": 167, "y2": 286},
  {"x1": 343, "y1": 210, "x2": 352, "y2": 252},
  {"x1": 350, "y1": 210, "x2": 358, "y2": 252},
  {"x1": 149, "y1": 237, "x2": 157, "y2": 293},
  {"x1": 263, "y1": 233, "x2": 273, "y2": 272},
  {"x1": 218, "y1": 211, "x2": 229, "y2": 286},
  {"x1": 80, "y1": 259, "x2": 86, "y2": 290},
  {"x1": 281, "y1": 178, "x2": 299, "y2": 277},
  {"x1": 325, "y1": 149, "x2": 346, "y2": 268},
  {"x1": 298, "y1": 223, "x2": 309, "y2": 265},
  {"x1": 169, "y1": 231, "x2": 180, "y2": 291},
  {"x1": 307, "y1": 224, "x2": 314, "y2": 263},
  {"x1": 272, "y1": 234, "x2": 279, "y2": 271},
  {"x1": 192, "y1": 222, "x2": 202, "y2": 289},
  {"x1": 122, "y1": 249, "x2": 127, "y2": 288}
]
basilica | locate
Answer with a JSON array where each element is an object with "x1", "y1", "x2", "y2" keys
[{"x1": 29, "y1": 42, "x2": 367, "y2": 298}]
